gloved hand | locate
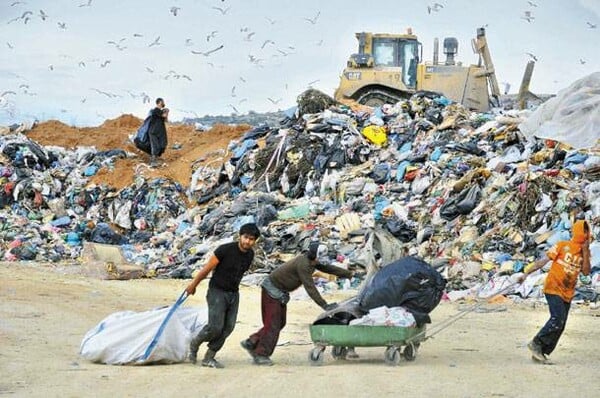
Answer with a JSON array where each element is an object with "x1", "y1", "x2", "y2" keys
[{"x1": 323, "y1": 302, "x2": 338, "y2": 311}]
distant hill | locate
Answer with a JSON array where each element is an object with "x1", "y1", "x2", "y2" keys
[{"x1": 182, "y1": 109, "x2": 287, "y2": 128}]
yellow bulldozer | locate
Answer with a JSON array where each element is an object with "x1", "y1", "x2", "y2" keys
[{"x1": 334, "y1": 27, "x2": 501, "y2": 112}]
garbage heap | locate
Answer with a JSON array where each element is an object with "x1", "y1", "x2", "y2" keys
[{"x1": 1, "y1": 75, "x2": 600, "y2": 303}]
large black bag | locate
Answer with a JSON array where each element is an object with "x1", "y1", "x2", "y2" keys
[
  {"x1": 133, "y1": 115, "x2": 152, "y2": 154},
  {"x1": 358, "y1": 256, "x2": 446, "y2": 326}
]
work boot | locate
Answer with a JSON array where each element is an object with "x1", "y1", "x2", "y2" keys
[
  {"x1": 527, "y1": 340, "x2": 547, "y2": 363},
  {"x1": 253, "y1": 355, "x2": 274, "y2": 366},
  {"x1": 240, "y1": 339, "x2": 256, "y2": 359},
  {"x1": 201, "y1": 349, "x2": 224, "y2": 369},
  {"x1": 189, "y1": 336, "x2": 202, "y2": 364},
  {"x1": 150, "y1": 156, "x2": 159, "y2": 168}
]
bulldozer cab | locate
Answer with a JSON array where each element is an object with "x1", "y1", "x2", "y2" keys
[{"x1": 369, "y1": 35, "x2": 420, "y2": 88}]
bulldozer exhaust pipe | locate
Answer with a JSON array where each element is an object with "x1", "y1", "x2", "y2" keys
[{"x1": 433, "y1": 38, "x2": 439, "y2": 65}]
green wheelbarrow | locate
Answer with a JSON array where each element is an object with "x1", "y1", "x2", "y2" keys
[{"x1": 308, "y1": 324, "x2": 426, "y2": 366}]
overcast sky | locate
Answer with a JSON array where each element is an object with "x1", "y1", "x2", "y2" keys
[{"x1": 0, "y1": 0, "x2": 598, "y2": 126}]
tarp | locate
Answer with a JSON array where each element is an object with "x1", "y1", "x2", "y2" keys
[{"x1": 519, "y1": 72, "x2": 600, "y2": 149}]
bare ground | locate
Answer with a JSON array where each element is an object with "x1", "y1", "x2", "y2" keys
[{"x1": 1, "y1": 263, "x2": 599, "y2": 398}]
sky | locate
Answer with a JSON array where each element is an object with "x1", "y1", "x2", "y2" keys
[{"x1": 0, "y1": 0, "x2": 598, "y2": 126}]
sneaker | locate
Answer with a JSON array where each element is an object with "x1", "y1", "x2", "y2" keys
[
  {"x1": 240, "y1": 339, "x2": 256, "y2": 358},
  {"x1": 253, "y1": 355, "x2": 274, "y2": 366},
  {"x1": 201, "y1": 358, "x2": 225, "y2": 369},
  {"x1": 527, "y1": 341, "x2": 547, "y2": 363}
]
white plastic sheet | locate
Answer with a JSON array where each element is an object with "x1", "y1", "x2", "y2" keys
[
  {"x1": 80, "y1": 306, "x2": 207, "y2": 365},
  {"x1": 519, "y1": 72, "x2": 600, "y2": 149}
]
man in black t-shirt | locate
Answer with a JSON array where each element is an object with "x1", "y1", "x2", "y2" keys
[{"x1": 185, "y1": 223, "x2": 260, "y2": 368}]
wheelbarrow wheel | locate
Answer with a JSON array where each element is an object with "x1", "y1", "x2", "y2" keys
[
  {"x1": 403, "y1": 342, "x2": 418, "y2": 361},
  {"x1": 331, "y1": 346, "x2": 348, "y2": 360},
  {"x1": 309, "y1": 346, "x2": 325, "y2": 366},
  {"x1": 384, "y1": 346, "x2": 401, "y2": 366}
]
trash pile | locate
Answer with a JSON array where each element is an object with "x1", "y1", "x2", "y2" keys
[{"x1": 1, "y1": 73, "x2": 600, "y2": 304}]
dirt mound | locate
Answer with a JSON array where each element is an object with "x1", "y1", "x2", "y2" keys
[
  {"x1": 100, "y1": 114, "x2": 143, "y2": 129},
  {"x1": 26, "y1": 116, "x2": 251, "y2": 191}
]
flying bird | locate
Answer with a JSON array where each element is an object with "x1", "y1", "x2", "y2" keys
[
  {"x1": 100, "y1": 60, "x2": 111, "y2": 68},
  {"x1": 212, "y1": 6, "x2": 230, "y2": 15},
  {"x1": 57, "y1": 22, "x2": 67, "y2": 29},
  {"x1": 303, "y1": 11, "x2": 320, "y2": 24},
  {"x1": 21, "y1": 10, "x2": 32, "y2": 19},
  {"x1": 206, "y1": 31, "x2": 218, "y2": 42},
  {"x1": 248, "y1": 54, "x2": 263, "y2": 64},
  {"x1": 39, "y1": 9, "x2": 48, "y2": 20},
  {"x1": 239, "y1": 76, "x2": 246, "y2": 83},
  {"x1": 180, "y1": 74, "x2": 192, "y2": 81},
  {"x1": 79, "y1": 0, "x2": 92, "y2": 7},
  {"x1": 239, "y1": 98, "x2": 248, "y2": 104},
  {"x1": 265, "y1": 17, "x2": 276, "y2": 25},
  {"x1": 48, "y1": 64, "x2": 54, "y2": 71},
  {"x1": 587, "y1": 22, "x2": 597, "y2": 29},
  {"x1": 81, "y1": 98, "x2": 87, "y2": 103},
  {"x1": 145, "y1": 66, "x2": 154, "y2": 73},
  {"x1": 148, "y1": 36, "x2": 161, "y2": 47},
  {"x1": 11, "y1": 1, "x2": 26, "y2": 6},
  {"x1": 78, "y1": 61, "x2": 86, "y2": 67},
  {"x1": 267, "y1": 97, "x2": 282, "y2": 105},
  {"x1": 527, "y1": 1, "x2": 537, "y2": 6},
  {"x1": 525, "y1": 52, "x2": 538, "y2": 62},
  {"x1": 243, "y1": 32, "x2": 255, "y2": 41},
  {"x1": 261, "y1": 39, "x2": 275, "y2": 49},
  {"x1": 579, "y1": 58, "x2": 586, "y2": 65},
  {"x1": 228, "y1": 104, "x2": 239, "y2": 113},
  {"x1": 521, "y1": 11, "x2": 535, "y2": 22},
  {"x1": 170, "y1": 6, "x2": 180, "y2": 16},
  {"x1": 1, "y1": 91, "x2": 17, "y2": 96},
  {"x1": 185, "y1": 38, "x2": 194, "y2": 46},
  {"x1": 316, "y1": 39, "x2": 323, "y2": 46},
  {"x1": 191, "y1": 44, "x2": 224, "y2": 56},
  {"x1": 427, "y1": 3, "x2": 444, "y2": 14},
  {"x1": 6, "y1": 42, "x2": 14, "y2": 49},
  {"x1": 133, "y1": 33, "x2": 143, "y2": 37},
  {"x1": 231, "y1": 86, "x2": 236, "y2": 97},
  {"x1": 307, "y1": 79, "x2": 320, "y2": 86}
]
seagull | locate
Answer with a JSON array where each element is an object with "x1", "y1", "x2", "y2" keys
[
  {"x1": 587, "y1": 22, "x2": 597, "y2": 29},
  {"x1": 239, "y1": 76, "x2": 246, "y2": 83},
  {"x1": 39, "y1": 9, "x2": 48, "y2": 20},
  {"x1": 100, "y1": 60, "x2": 111, "y2": 67},
  {"x1": 243, "y1": 32, "x2": 255, "y2": 41},
  {"x1": 81, "y1": 98, "x2": 87, "y2": 103},
  {"x1": 527, "y1": 1, "x2": 537, "y2": 6},
  {"x1": 180, "y1": 74, "x2": 192, "y2": 81},
  {"x1": 525, "y1": 52, "x2": 538, "y2": 62},
  {"x1": 231, "y1": 86, "x2": 236, "y2": 97},
  {"x1": 148, "y1": 36, "x2": 161, "y2": 47},
  {"x1": 212, "y1": 6, "x2": 230, "y2": 15},
  {"x1": 78, "y1": 61, "x2": 86, "y2": 67},
  {"x1": 261, "y1": 39, "x2": 275, "y2": 49},
  {"x1": 21, "y1": 10, "x2": 32, "y2": 19},
  {"x1": 206, "y1": 31, "x2": 218, "y2": 42},
  {"x1": 191, "y1": 44, "x2": 224, "y2": 56},
  {"x1": 141, "y1": 92, "x2": 151, "y2": 103},
  {"x1": 133, "y1": 33, "x2": 143, "y2": 37},
  {"x1": 316, "y1": 39, "x2": 323, "y2": 46},
  {"x1": 277, "y1": 48, "x2": 290, "y2": 56},
  {"x1": 248, "y1": 54, "x2": 263, "y2": 64},
  {"x1": 521, "y1": 11, "x2": 535, "y2": 22},
  {"x1": 6, "y1": 42, "x2": 14, "y2": 49},
  {"x1": 228, "y1": 104, "x2": 239, "y2": 113},
  {"x1": 307, "y1": 79, "x2": 320, "y2": 86},
  {"x1": 427, "y1": 3, "x2": 444, "y2": 14},
  {"x1": 145, "y1": 66, "x2": 154, "y2": 73},
  {"x1": 267, "y1": 97, "x2": 282, "y2": 105},
  {"x1": 57, "y1": 22, "x2": 67, "y2": 29},
  {"x1": 239, "y1": 98, "x2": 248, "y2": 104},
  {"x1": 79, "y1": 0, "x2": 92, "y2": 7},
  {"x1": 185, "y1": 38, "x2": 194, "y2": 46},
  {"x1": 1, "y1": 90, "x2": 17, "y2": 96},
  {"x1": 170, "y1": 6, "x2": 180, "y2": 16},
  {"x1": 48, "y1": 64, "x2": 54, "y2": 71},
  {"x1": 265, "y1": 17, "x2": 276, "y2": 25},
  {"x1": 240, "y1": 26, "x2": 249, "y2": 33},
  {"x1": 11, "y1": 1, "x2": 26, "y2": 6},
  {"x1": 7, "y1": 16, "x2": 21, "y2": 24},
  {"x1": 303, "y1": 11, "x2": 320, "y2": 24},
  {"x1": 579, "y1": 58, "x2": 586, "y2": 65},
  {"x1": 23, "y1": 16, "x2": 30, "y2": 24}
]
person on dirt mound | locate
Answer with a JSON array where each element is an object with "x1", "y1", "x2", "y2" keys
[{"x1": 148, "y1": 97, "x2": 169, "y2": 167}]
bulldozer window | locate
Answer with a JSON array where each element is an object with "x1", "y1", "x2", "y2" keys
[
  {"x1": 372, "y1": 39, "x2": 398, "y2": 67},
  {"x1": 402, "y1": 41, "x2": 418, "y2": 88}
]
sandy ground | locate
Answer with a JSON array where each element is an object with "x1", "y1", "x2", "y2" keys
[{"x1": 1, "y1": 263, "x2": 599, "y2": 398}]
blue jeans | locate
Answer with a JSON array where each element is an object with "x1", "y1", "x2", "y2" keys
[
  {"x1": 193, "y1": 287, "x2": 240, "y2": 352},
  {"x1": 534, "y1": 293, "x2": 571, "y2": 355}
]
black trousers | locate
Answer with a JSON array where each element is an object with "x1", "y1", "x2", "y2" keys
[
  {"x1": 193, "y1": 287, "x2": 240, "y2": 352},
  {"x1": 534, "y1": 293, "x2": 571, "y2": 355}
]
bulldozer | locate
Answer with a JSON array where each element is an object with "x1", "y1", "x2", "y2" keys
[{"x1": 334, "y1": 27, "x2": 501, "y2": 112}]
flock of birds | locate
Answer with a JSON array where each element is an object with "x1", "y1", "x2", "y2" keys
[{"x1": 1, "y1": 0, "x2": 598, "y2": 120}]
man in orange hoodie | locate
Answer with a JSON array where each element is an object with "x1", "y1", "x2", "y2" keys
[{"x1": 518, "y1": 220, "x2": 592, "y2": 363}]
